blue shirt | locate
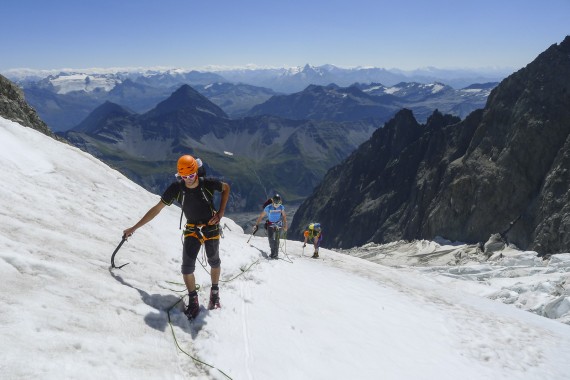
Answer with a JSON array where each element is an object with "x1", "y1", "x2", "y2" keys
[{"x1": 264, "y1": 204, "x2": 284, "y2": 223}]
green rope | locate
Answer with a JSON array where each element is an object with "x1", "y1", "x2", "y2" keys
[
  {"x1": 158, "y1": 282, "x2": 201, "y2": 293},
  {"x1": 166, "y1": 280, "x2": 188, "y2": 286},
  {"x1": 278, "y1": 230, "x2": 293, "y2": 264},
  {"x1": 166, "y1": 295, "x2": 233, "y2": 380},
  {"x1": 196, "y1": 247, "x2": 260, "y2": 283},
  {"x1": 158, "y1": 284, "x2": 187, "y2": 293},
  {"x1": 220, "y1": 259, "x2": 260, "y2": 282},
  {"x1": 161, "y1": 258, "x2": 258, "y2": 378}
]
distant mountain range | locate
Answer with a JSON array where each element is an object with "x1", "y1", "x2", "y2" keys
[
  {"x1": 16, "y1": 75, "x2": 497, "y2": 132},
  {"x1": 216, "y1": 64, "x2": 508, "y2": 92},
  {"x1": 247, "y1": 82, "x2": 495, "y2": 123},
  {"x1": 8, "y1": 64, "x2": 507, "y2": 131},
  {"x1": 54, "y1": 76, "x2": 496, "y2": 213},
  {"x1": 6, "y1": 64, "x2": 510, "y2": 92},
  {"x1": 21, "y1": 75, "x2": 279, "y2": 131},
  {"x1": 6, "y1": 64, "x2": 500, "y2": 214},
  {"x1": 60, "y1": 84, "x2": 383, "y2": 211}
]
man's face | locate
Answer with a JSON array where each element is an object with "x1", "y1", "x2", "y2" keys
[{"x1": 180, "y1": 172, "x2": 198, "y2": 185}]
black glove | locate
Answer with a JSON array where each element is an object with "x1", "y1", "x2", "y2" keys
[
  {"x1": 303, "y1": 243, "x2": 306, "y2": 248},
  {"x1": 252, "y1": 225, "x2": 259, "y2": 234}
]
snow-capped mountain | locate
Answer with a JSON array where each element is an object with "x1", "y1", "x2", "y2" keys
[
  {"x1": 6, "y1": 63, "x2": 509, "y2": 94},
  {"x1": 45, "y1": 72, "x2": 123, "y2": 94}
]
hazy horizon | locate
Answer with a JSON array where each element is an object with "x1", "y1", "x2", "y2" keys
[{"x1": 2, "y1": 0, "x2": 568, "y2": 72}]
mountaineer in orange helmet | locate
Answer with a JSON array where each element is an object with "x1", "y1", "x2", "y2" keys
[{"x1": 123, "y1": 154, "x2": 230, "y2": 320}]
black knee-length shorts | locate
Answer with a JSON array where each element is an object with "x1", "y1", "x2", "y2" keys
[{"x1": 181, "y1": 236, "x2": 221, "y2": 275}]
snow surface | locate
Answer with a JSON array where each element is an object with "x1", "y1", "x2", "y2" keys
[
  {"x1": 429, "y1": 83, "x2": 445, "y2": 93},
  {"x1": 2, "y1": 117, "x2": 570, "y2": 380},
  {"x1": 49, "y1": 73, "x2": 120, "y2": 94},
  {"x1": 384, "y1": 86, "x2": 400, "y2": 94},
  {"x1": 461, "y1": 88, "x2": 484, "y2": 93},
  {"x1": 339, "y1": 240, "x2": 570, "y2": 325}
]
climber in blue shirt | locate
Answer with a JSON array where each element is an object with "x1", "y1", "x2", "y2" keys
[{"x1": 253, "y1": 194, "x2": 288, "y2": 259}]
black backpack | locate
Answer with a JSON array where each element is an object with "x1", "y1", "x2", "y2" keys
[{"x1": 262, "y1": 193, "x2": 282, "y2": 209}]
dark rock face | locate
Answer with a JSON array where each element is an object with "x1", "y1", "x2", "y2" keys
[
  {"x1": 0, "y1": 74, "x2": 54, "y2": 137},
  {"x1": 427, "y1": 37, "x2": 570, "y2": 254},
  {"x1": 290, "y1": 108, "x2": 463, "y2": 249},
  {"x1": 291, "y1": 36, "x2": 570, "y2": 255}
]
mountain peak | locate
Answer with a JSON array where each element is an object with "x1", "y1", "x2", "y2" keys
[
  {"x1": 145, "y1": 84, "x2": 228, "y2": 119},
  {"x1": 73, "y1": 101, "x2": 133, "y2": 133},
  {"x1": 171, "y1": 84, "x2": 204, "y2": 100},
  {"x1": 558, "y1": 34, "x2": 570, "y2": 51}
]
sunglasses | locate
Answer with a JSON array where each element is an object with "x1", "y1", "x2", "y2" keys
[{"x1": 176, "y1": 172, "x2": 197, "y2": 180}]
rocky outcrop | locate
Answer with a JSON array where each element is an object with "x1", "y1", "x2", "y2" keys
[
  {"x1": 291, "y1": 36, "x2": 570, "y2": 255},
  {"x1": 0, "y1": 74, "x2": 54, "y2": 137},
  {"x1": 290, "y1": 108, "x2": 463, "y2": 248},
  {"x1": 426, "y1": 36, "x2": 570, "y2": 254}
]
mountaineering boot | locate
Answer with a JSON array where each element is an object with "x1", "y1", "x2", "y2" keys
[
  {"x1": 208, "y1": 287, "x2": 221, "y2": 310},
  {"x1": 185, "y1": 292, "x2": 200, "y2": 320},
  {"x1": 312, "y1": 251, "x2": 319, "y2": 259}
]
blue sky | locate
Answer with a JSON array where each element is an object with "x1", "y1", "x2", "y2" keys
[{"x1": 2, "y1": 0, "x2": 569, "y2": 72}]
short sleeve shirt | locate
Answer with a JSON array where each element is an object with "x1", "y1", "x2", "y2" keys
[
  {"x1": 264, "y1": 204, "x2": 285, "y2": 223},
  {"x1": 161, "y1": 178, "x2": 223, "y2": 224}
]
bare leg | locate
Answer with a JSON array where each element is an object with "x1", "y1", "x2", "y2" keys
[
  {"x1": 210, "y1": 267, "x2": 221, "y2": 285},
  {"x1": 183, "y1": 273, "x2": 196, "y2": 293}
]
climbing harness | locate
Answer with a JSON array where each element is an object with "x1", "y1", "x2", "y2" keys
[{"x1": 184, "y1": 223, "x2": 221, "y2": 244}]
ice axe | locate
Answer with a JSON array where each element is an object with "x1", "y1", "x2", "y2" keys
[
  {"x1": 247, "y1": 225, "x2": 259, "y2": 244},
  {"x1": 111, "y1": 235, "x2": 130, "y2": 269}
]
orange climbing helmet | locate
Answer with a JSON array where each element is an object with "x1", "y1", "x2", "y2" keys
[{"x1": 177, "y1": 155, "x2": 198, "y2": 176}]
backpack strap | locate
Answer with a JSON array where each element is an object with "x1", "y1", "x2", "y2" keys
[
  {"x1": 178, "y1": 181, "x2": 185, "y2": 230},
  {"x1": 177, "y1": 178, "x2": 217, "y2": 230},
  {"x1": 198, "y1": 177, "x2": 217, "y2": 216}
]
